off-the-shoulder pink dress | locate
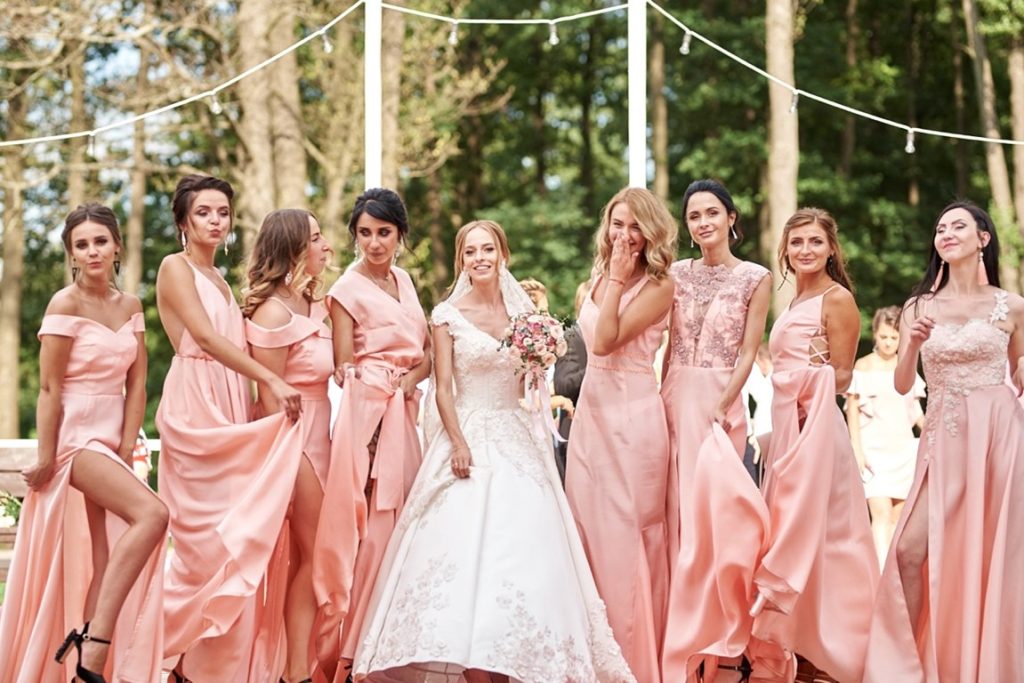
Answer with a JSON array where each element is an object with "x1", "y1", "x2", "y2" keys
[
  {"x1": 566, "y1": 275, "x2": 671, "y2": 683},
  {"x1": 864, "y1": 291, "x2": 1024, "y2": 682},
  {"x1": 157, "y1": 258, "x2": 302, "y2": 682},
  {"x1": 245, "y1": 299, "x2": 334, "y2": 677},
  {"x1": 660, "y1": 259, "x2": 771, "y2": 682},
  {"x1": 0, "y1": 312, "x2": 165, "y2": 683},
  {"x1": 748, "y1": 286, "x2": 878, "y2": 682},
  {"x1": 316, "y1": 266, "x2": 428, "y2": 672}
]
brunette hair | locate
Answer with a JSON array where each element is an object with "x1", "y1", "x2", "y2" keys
[
  {"x1": 681, "y1": 178, "x2": 743, "y2": 244},
  {"x1": 446, "y1": 220, "x2": 511, "y2": 296},
  {"x1": 242, "y1": 209, "x2": 323, "y2": 317},
  {"x1": 871, "y1": 306, "x2": 901, "y2": 334},
  {"x1": 62, "y1": 203, "x2": 122, "y2": 282},
  {"x1": 777, "y1": 207, "x2": 854, "y2": 292},
  {"x1": 347, "y1": 187, "x2": 410, "y2": 245},
  {"x1": 171, "y1": 174, "x2": 235, "y2": 248},
  {"x1": 593, "y1": 187, "x2": 677, "y2": 281}
]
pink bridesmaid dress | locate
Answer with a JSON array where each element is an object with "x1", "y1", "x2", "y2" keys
[
  {"x1": 748, "y1": 285, "x2": 878, "y2": 682},
  {"x1": 244, "y1": 299, "x2": 334, "y2": 677},
  {"x1": 864, "y1": 291, "x2": 1024, "y2": 682},
  {"x1": 0, "y1": 313, "x2": 165, "y2": 683},
  {"x1": 315, "y1": 266, "x2": 428, "y2": 672},
  {"x1": 660, "y1": 259, "x2": 771, "y2": 682},
  {"x1": 566, "y1": 275, "x2": 671, "y2": 683},
  {"x1": 157, "y1": 258, "x2": 303, "y2": 682}
]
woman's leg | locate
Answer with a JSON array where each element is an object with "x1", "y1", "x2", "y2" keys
[
  {"x1": 82, "y1": 497, "x2": 109, "y2": 619},
  {"x1": 283, "y1": 455, "x2": 325, "y2": 682},
  {"x1": 70, "y1": 450, "x2": 169, "y2": 672},
  {"x1": 894, "y1": 481, "x2": 929, "y2": 631},
  {"x1": 867, "y1": 496, "x2": 894, "y2": 567}
]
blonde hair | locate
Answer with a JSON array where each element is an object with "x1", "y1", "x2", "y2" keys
[
  {"x1": 519, "y1": 278, "x2": 548, "y2": 310},
  {"x1": 776, "y1": 207, "x2": 854, "y2": 292},
  {"x1": 242, "y1": 209, "x2": 324, "y2": 317},
  {"x1": 446, "y1": 220, "x2": 511, "y2": 297},
  {"x1": 592, "y1": 187, "x2": 677, "y2": 281}
]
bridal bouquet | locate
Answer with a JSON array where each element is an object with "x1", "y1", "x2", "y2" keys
[{"x1": 500, "y1": 312, "x2": 569, "y2": 390}]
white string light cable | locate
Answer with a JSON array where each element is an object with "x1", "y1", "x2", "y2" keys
[
  {"x1": 0, "y1": 0, "x2": 366, "y2": 149},
  {"x1": 648, "y1": 0, "x2": 1023, "y2": 149}
]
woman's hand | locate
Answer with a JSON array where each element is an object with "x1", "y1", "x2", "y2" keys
[
  {"x1": 268, "y1": 377, "x2": 303, "y2": 422},
  {"x1": 450, "y1": 443, "x2": 472, "y2": 478},
  {"x1": 334, "y1": 362, "x2": 360, "y2": 388},
  {"x1": 712, "y1": 403, "x2": 732, "y2": 432},
  {"x1": 906, "y1": 315, "x2": 936, "y2": 349},
  {"x1": 608, "y1": 232, "x2": 639, "y2": 283},
  {"x1": 23, "y1": 459, "x2": 56, "y2": 490},
  {"x1": 396, "y1": 372, "x2": 419, "y2": 398}
]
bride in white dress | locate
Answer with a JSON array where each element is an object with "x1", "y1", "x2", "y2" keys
[{"x1": 353, "y1": 220, "x2": 634, "y2": 683}]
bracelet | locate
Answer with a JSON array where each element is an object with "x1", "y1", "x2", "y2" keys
[{"x1": 608, "y1": 277, "x2": 626, "y2": 287}]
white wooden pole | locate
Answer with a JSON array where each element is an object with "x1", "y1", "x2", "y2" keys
[
  {"x1": 627, "y1": 0, "x2": 647, "y2": 187},
  {"x1": 364, "y1": 0, "x2": 383, "y2": 188}
]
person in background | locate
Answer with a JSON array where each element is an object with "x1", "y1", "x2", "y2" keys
[
  {"x1": 741, "y1": 342, "x2": 773, "y2": 485},
  {"x1": 552, "y1": 281, "x2": 590, "y2": 483}
]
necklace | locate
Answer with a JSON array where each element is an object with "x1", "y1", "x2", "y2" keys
[{"x1": 363, "y1": 264, "x2": 394, "y2": 292}]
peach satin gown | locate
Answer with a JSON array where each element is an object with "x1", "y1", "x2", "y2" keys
[
  {"x1": 864, "y1": 291, "x2": 1024, "y2": 682},
  {"x1": 0, "y1": 313, "x2": 165, "y2": 683},
  {"x1": 157, "y1": 258, "x2": 302, "y2": 682},
  {"x1": 660, "y1": 260, "x2": 771, "y2": 682},
  {"x1": 315, "y1": 266, "x2": 428, "y2": 672},
  {"x1": 566, "y1": 275, "x2": 671, "y2": 683},
  {"x1": 748, "y1": 286, "x2": 878, "y2": 682},
  {"x1": 245, "y1": 299, "x2": 334, "y2": 678}
]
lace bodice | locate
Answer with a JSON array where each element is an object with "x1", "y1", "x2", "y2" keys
[
  {"x1": 432, "y1": 302, "x2": 522, "y2": 411},
  {"x1": 920, "y1": 290, "x2": 1009, "y2": 396},
  {"x1": 669, "y1": 259, "x2": 769, "y2": 368}
]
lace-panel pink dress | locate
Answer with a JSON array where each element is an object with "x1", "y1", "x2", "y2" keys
[
  {"x1": 660, "y1": 260, "x2": 771, "y2": 682},
  {"x1": 566, "y1": 275, "x2": 671, "y2": 683},
  {"x1": 244, "y1": 300, "x2": 334, "y2": 677},
  {"x1": 157, "y1": 258, "x2": 303, "y2": 683},
  {"x1": 317, "y1": 267, "x2": 428, "y2": 672},
  {"x1": 353, "y1": 301, "x2": 635, "y2": 683},
  {"x1": 748, "y1": 286, "x2": 878, "y2": 682},
  {"x1": 848, "y1": 368, "x2": 925, "y2": 500},
  {"x1": 0, "y1": 313, "x2": 165, "y2": 683},
  {"x1": 864, "y1": 291, "x2": 1024, "y2": 682}
]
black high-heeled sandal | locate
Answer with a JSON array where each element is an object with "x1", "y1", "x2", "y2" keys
[
  {"x1": 716, "y1": 657, "x2": 753, "y2": 682},
  {"x1": 54, "y1": 622, "x2": 111, "y2": 683},
  {"x1": 279, "y1": 679, "x2": 313, "y2": 683}
]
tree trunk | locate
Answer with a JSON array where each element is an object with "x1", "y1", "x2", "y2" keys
[
  {"x1": 962, "y1": 0, "x2": 1019, "y2": 291},
  {"x1": 124, "y1": 47, "x2": 149, "y2": 295},
  {"x1": 580, "y1": 19, "x2": 600, "y2": 223},
  {"x1": 1009, "y1": 39, "x2": 1024, "y2": 250},
  {"x1": 236, "y1": 0, "x2": 277, "y2": 249},
  {"x1": 952, "y1": 4, "x2": 969, "y2": 197},
  {"x1": 67, "y1": 42, "x2": 88, "y2": 210},
  {"x1": 380, "y1": 0, "x2": 405, "y2": 189},
  {"x1": 0, "y1": 88, "x2": 27, "y2": 437},
  {"x1": 650, "y1": 13, "x2": 669, "y2": 203},
  {"x1": 839, "y1": 0, "x2": 858, "y2": 178},
  {"x1": 426, "y1": 170, "x2": 449, "y2": 303},
  {"x1": 268, "y1": 2, "x2": 307, "y2": 208},
  {"x1": 531, "y1": 41, "x2": 547, "y2": 197},
  {"x1": 765, "y1": 0, "x2": 799, "y2": 316}
]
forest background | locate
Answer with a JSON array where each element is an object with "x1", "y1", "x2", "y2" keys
[{"x1": 1, "y1": 0, "x2": 1023, "y2": 440}]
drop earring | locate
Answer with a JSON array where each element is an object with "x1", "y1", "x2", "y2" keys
[
  {"x1": 71, "y1": 260, "x2": 80, "y2": 280},
  {"x1": 730, "y1": 224, "x2": 737, "y2": 240},
  {"x1": 690, "y1": 237, "x2": 695, "y2": 249},
  {"x1": 930, "y1": 260, "x2": 945, "y2": 293},
  {"x1": 114, "y1": 255, "x2": 121, "y2": 276},
  {"x1": 977, "y1": 249, "x2": 989, "y2": 286}
]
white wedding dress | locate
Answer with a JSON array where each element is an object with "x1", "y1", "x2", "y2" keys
[{"x1": 353, "y1": 271, "x2": 634, "y2": 683}]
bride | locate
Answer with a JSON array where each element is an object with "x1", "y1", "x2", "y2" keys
[{"x1": 353, "y1": 220, "x2": 634, "y2": 683}]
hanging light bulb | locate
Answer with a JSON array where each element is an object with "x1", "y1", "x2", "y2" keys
[
  {"x1": 86, "y1": 133, "x2": 96, "y2": 158},
  {"x1": 904, "y1": 128, "x2": 916, "y2": 154},
  {"x1": 789, "y1": 90, "x2": 799, "y2": 114},
  {"x1": 208, "y1": 94, "x2": 223, "y2": 115},
  {"x1": 679, "y1": 30, "x2": 692, "y2": 55},
  {"x1": 548, "y1": 22, "x2": 559, "y2": 46},
  {"x1": 322, "y1": 31, "x2": 334, "y2": 54},
  {"x1": 448, "y1": 21, "x2": 459, "y2": 46}
]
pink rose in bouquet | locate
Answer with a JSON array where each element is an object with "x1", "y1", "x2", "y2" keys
[{"x1": 499, "y1": 312, "x2": 568, "y2": 389}]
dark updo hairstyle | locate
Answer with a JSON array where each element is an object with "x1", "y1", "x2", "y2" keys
[
  {"x1": 909, "y1": 200, "x2": 1000, "y2": 304},
  {"x1": 346, "y1": 187, "x2": 410, "y2": 245},
  {"x1": 681, "y1": 178, "x2": 743, "y2": 245},
  {"x1": 62, "y1": 203, "x2": 123, "y2": 281},
  {"x1": 171, "y1": 174, "x2": 235, "y2": 248}
]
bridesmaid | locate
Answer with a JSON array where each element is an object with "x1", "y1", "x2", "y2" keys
[
  {"x1": 243, "y1": 209, "x2": 334, "y2": 683},
  {"x1": 747, "y1": 208, "x2": 877, "y2": 682},
  {"x1": 315, "y1": 188, "x2": 430, "y2": 679},
  {"x1": 846, "y1": 306, "x2": 925, "y2": 567},
  {"x1": 864, "y1": 201, "x2": 1024, "y2": 681},
  {"x1": 566, "y1": 186, "x2": 677, "y2": 682},
  {"x1": 0, "y1": 204, "x2": 167, "y2": 683},
  {"x1": 660, "y1": 180, "x2": 771, "y2": 683},
  {"x1": 156, "y1": 175, "x2": 304, "y2": 682}
]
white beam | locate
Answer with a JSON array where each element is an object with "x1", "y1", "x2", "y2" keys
[
  {"x1": 364, "y1": 0, "x2": 383, "y2": 188},
  {"x1": 627, "y1": 0, "x2": 647, "y2": 187}
]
